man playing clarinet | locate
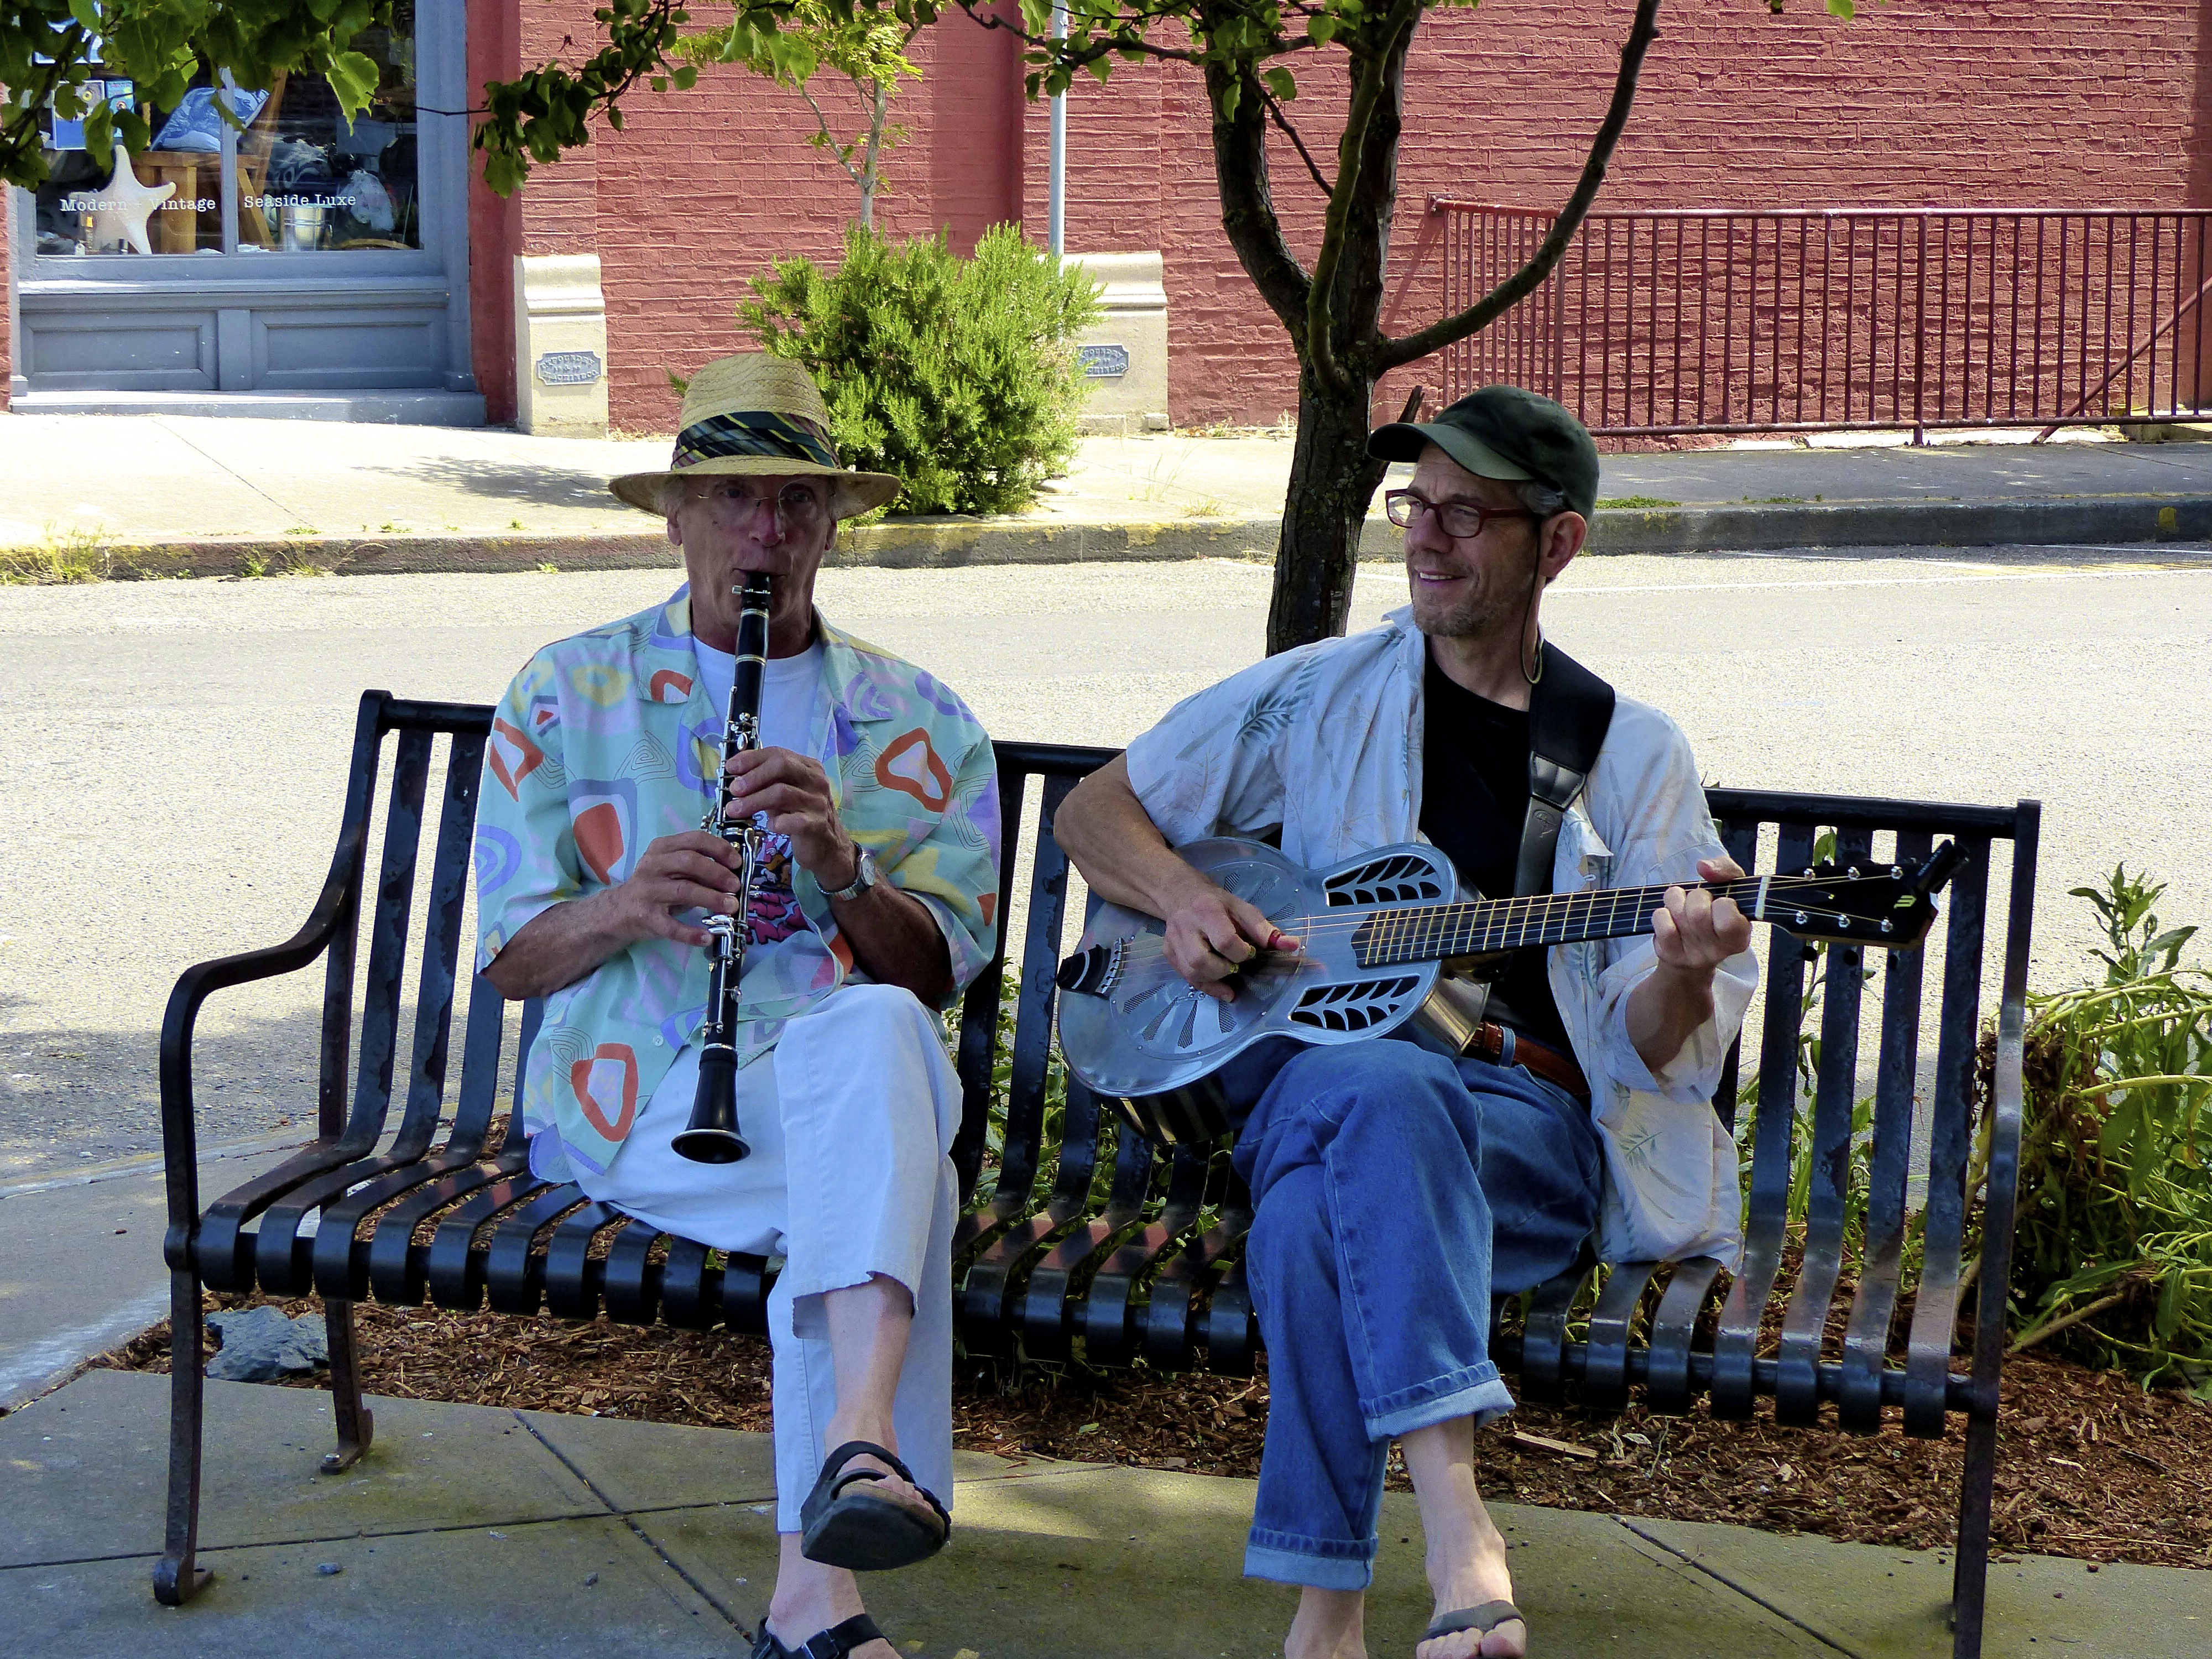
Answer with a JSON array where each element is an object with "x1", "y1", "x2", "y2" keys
[
  {"x1": 474, "y1": 356, "x2": 1000, "y2": 1659},
  {"x1": 1055, "y1": 387, "x2": 1759, "y2": 1659}
]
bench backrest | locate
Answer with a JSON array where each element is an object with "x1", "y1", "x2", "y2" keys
[{"x1": 309, "y1": 693, "x2": 2037, "y2": 1401}]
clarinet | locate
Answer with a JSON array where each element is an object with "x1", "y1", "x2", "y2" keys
[{"x1": 672, "y1": 570, "x2": 774, "y2": 1164}]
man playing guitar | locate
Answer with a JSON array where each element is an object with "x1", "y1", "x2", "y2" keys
[{"x1": 1055, "y1": 387, "x2": 1758, "y2": 1659}]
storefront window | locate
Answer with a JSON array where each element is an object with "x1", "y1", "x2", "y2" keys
[
  {"x1": 33, "y1": 69, "x2": 223, "y2": 255},
  {"x1": 28, "y1": 5, "x2": 420, "y2": 259},
  {"x1": 238, "y1": 5, "x2": 421, "y2": 254}
]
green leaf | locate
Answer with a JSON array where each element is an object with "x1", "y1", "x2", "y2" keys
[
  {"x1": 1308, "y1": 15, "x2": 1338, "y2": 46},
  {"x1": 325, "y1": 51, "x2": 382, "y2": 115},
  {"x1": 2156, "y1": 1267, "x2": 2185, "y2": 1339},
  {"x1": 1262, "y1": 67, "x2": 1297, "y2": 103},
  {"x1": 1827, "y1": 0, "x2": 1856, "y2": 16}
]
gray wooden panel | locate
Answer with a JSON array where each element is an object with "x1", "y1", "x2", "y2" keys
[
  {"x1": 250, "y1": 304, "x2": 447, "y2": 390},
  {"x1": 24, "y1": 310, "x2": 217, "y2": 390}
]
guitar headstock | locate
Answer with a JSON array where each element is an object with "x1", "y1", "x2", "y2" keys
[{"x1": 1757, "y1": 842, "x2": 1960, "y2": 951}]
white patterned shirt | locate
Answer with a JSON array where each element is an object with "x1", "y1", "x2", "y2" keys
[{"x1": 1123, "y1": 606, "x2": 1757, "y2": 1267}]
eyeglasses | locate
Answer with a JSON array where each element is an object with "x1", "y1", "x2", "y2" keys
[
  {"x1": 697, "y1": 478, "x2": 830, "y2": 525},
  {"x1": 1383, "y1": 489, "x2": 1536, "y2": 540}
]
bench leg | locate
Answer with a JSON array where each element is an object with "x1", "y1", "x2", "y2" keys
[
  {"x1": 153, "y1": 1269, "x2": 213, "y2": 1605},
  {"x1": 1949, "y1": 1411, "x2": 1999, "y2": 1659},
  {"x1": 320, "y1": 1298, "x2": 375, "y2": 1474}
]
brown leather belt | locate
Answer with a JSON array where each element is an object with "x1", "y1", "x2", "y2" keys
[{"x1": 1467, "y1": 1021, "x2": 1590, "y2": 1102}]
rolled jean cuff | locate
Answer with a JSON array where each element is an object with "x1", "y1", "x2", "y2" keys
[
  {"x1": 1364, "y1": 1366, "x2": 1518, "y2": 1440},
  {"x1": 1245, "y1": 1532, "x2": 1376, "y2": 1592}
]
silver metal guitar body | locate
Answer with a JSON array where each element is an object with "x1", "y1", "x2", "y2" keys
[{"x1": 1056, "y1": 837, "x2": 1459, "y2": 1144}]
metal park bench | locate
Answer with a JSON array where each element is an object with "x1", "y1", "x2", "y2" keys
[{"x1": 156, "y1": 690, "x2": 2039, "y2": 1659}]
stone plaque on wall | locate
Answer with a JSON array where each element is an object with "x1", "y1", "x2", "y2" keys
[
  {"x1": 535, "y1": 349, "x2": 603, "y2": 387},
  {"x1": 1078, "y1": 343, "x2": 1130, "y2": 380}
]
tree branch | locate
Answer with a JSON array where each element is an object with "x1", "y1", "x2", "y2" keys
[
  {"x1": 797, "y1": 79, "x2": 864, "y2": 185},
  {"x1": 1306, "y1": 0, "x2": 1422, "y2": 397},
  {"x1": 1376, "y1": 0, "x2": 1663, "y2": 372},
  {"x1": 1206, "y1": 57, "x2": 1314, "y2": 338},
  {"x1": 1258, "y1": 82, "x2": 1332, "y2": 199}
]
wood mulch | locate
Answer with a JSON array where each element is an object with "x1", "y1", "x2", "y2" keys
[{"x1": 80, "y1": 1287, "x2": 2212, "y2": 1571}]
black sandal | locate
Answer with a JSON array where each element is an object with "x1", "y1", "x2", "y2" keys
[
  {"x1": 749, "y1": 1613, "x2": 886, "y2": 1659},
  {"x1": 1421, "y1": 1600, "x2": 1527, "y2": 1653},
  {"x1": 797, "y1": 1439, "x2": 951, "y2": 1571}
]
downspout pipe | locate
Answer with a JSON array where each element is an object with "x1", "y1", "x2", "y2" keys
[{"x1": 1048, "y1": 1, "x2": 1068, "y2": 257}]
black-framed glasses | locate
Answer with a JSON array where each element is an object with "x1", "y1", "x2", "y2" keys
[{"x1": 1383, "y1": 489, "x2": 1536, "y2": 540}]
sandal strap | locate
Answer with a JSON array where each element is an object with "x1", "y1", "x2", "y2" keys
[
  {"x1": 821, "y1": 1439, "x2": 915, "y2": 1501},
  {"x1": 801, "y1": 1614, "x2": 883, "y2": 1658},
  {"x1": 817, "y1": 1439, "x2": 952, "y2": 1536},
  {"x1": 1423, "y1": 1600, "x2": 1525, "y2": 1642}
]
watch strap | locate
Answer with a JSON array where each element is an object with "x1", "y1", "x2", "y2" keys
[{"x1": 824, "y1": 846, "x2": 878, "y2": 903}]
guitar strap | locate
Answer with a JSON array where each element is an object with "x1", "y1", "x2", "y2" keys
[{"x1": 1514, "y1": 641, "x2": 1617, "y2": 898}]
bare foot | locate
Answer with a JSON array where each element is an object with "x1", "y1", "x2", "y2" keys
[
  {"x1": 1285, "y1": 1585, "x2": 1366, "y2": 1659},
  {"x1": 1402, "y1": 1420, "x2": 1524, "y2": 1659},
  {"x1": 1415, "y1": 1525, "x2": 1524, "y2": 1659}
]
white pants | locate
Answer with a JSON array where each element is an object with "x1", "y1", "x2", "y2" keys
[{"x1": 578, "y1": 983, "x2": 961, "y2": 1531}]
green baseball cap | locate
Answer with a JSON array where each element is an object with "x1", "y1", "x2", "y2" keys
[{"x1": 1369, "y1": 384, "x2": 1599, "y2": 519}]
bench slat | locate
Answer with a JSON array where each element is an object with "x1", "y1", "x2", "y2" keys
[
  {"x1": 1713, "y1": 822, "x2": 1817, "y2": 1417},
  {"x1": 1838, "y1": 828, "x2": 1933, "y2": 1432},
  {"x1": 1907, "y1": 836, "x2": 1994, "y2": 1436},
  {"x1": 1776, "y1": 828, "x2": 1874, "y2": 1425}
]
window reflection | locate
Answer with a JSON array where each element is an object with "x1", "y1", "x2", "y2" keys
[
  {"x1": 238, "y1": 6, "x2": 420, "y2": 254},
  {"x1": 26, "y1": 5, "x2": 420, "y2": 259},
  {"x1": 34, "y1": 70, "x2": 224, "y2": 255}
]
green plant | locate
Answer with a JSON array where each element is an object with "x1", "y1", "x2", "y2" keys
[
  {"x1": 1, "y1": 529, "x2": 110, "y2": 583},
  {"x1": 2001, "y1": 867, "x2": 2212, "y2": 1389},
  {"x1": 741, "y1": 223, "x2": 1100, "y2": 517},
  {"x1": 1593, "y1": 496, "x2": 1681, "y2": 510}
]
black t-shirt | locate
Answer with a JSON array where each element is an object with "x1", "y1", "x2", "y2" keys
[{"x1": 1417, "y1": 653, "x2": 1573, "y2": 1054}]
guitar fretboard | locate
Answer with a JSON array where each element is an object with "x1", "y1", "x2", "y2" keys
[{"x1": 1353, "y1": 878, "x2": 1770, "y2": 967}]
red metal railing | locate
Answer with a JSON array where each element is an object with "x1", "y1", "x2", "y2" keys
[{"x1": 1428, "y1": 202, "x2": 2212, "y2": 438}]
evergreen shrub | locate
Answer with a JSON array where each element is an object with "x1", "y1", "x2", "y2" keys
[{"x1": 739, "y1": 223, "x2": 1101, "y2": 517}]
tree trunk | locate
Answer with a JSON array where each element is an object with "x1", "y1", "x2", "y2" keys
[
  {"x1": 1267, "y1": 367, "x2": 1391, "y2": 654},
  {"x1": 857, "y1": 80, "x2": 889, "y2": 229}
]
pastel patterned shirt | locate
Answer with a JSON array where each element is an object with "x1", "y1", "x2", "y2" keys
[
  {"x1": 1121, "y1": 606, "x2": 1759, "y2": 1267},
  {"x1": 473, "y1": 586, "x2": 1001, "y2": 1180}
]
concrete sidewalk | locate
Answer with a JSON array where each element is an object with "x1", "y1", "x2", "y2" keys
[
  {"x1": 4, "y1": 411, "x2": 2211, "y2": 576},
  {"x1": 4, "y1": 1368, "x2": 2205, "y2": 1658},
  {"x1": 0, "y1": 1139, "x2": 303, "y2": 1412}
]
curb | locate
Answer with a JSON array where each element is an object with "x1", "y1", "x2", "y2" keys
[{"x1": 11, "y1": 496, "x2": 2210, "y2": 580}]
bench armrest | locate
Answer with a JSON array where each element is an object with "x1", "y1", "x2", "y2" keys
[{"x1": 159, "y1": 817, "x2": 368, "y2": 1252}]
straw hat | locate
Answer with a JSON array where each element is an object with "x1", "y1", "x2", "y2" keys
[{"x1": 610, "y1": 354, "x2": 900, "y2": 519}]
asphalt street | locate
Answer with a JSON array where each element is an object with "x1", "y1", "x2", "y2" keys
[{"x1": 3, "y1": 546, "x2": 2208, "y2": 1184}]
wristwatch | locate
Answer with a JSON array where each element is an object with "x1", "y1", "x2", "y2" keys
[{"x1": 823, "y1": 846, "x2": 880, "y2": 904}]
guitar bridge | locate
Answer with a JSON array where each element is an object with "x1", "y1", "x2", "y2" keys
[{"x1": 1056, "y1": 939, "x2": 1128, "y2": 998}]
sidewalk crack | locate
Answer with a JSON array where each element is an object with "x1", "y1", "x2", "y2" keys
[
  {"x1": 153, "y1": 415, "x2": 300, "y2": 521},
  {"x1": 1616, "y1": 1516, "x2": 1863, "y2": 1657},
  {"x1": 513, "y1": 1410, "x2": 750, "y2": 1638}
]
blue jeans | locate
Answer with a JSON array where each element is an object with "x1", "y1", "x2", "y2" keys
[{"x1": 1229, "y1": 1039, "x2": 1604, "y2": 1590}]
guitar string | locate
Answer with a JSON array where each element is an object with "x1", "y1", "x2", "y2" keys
[{"x1": 1088, "y1": 873, "x2": 1892, "y2": 969}]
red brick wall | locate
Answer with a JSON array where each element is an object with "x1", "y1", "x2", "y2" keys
[
  {"x1": 1035, "y1": 0, "x2": 2209, "y2": 426},
  {"x1": 492, "y1": 2, "x2": 1026, "y2": 434},
  {"x1": 468, "y1": 0, "x2": 523, "y2": 425},
  {"x1": 487, "y1": 0, "x2": 2205, "y2": 430}
]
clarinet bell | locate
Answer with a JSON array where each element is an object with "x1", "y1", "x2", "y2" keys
[{"x1": 672, "y1": 1047, "x2": 750, "y2": 1164}]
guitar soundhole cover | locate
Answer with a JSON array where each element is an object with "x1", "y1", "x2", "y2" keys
[
  {"x1": 1324, "y1": 854, "x2": 1448, "y2": 909},
  {"x1": 1287, "y1": 977, "x2": 1425, "y2": 1032}
]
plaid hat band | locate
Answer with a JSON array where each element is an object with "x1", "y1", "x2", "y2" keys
[{"x1": 672, "y1": 410, "x2": 841, "y2": 473}]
